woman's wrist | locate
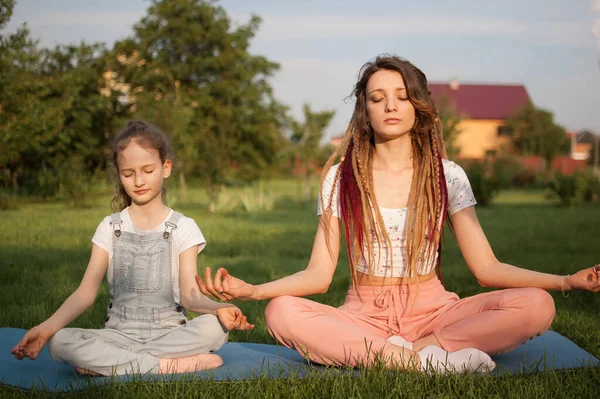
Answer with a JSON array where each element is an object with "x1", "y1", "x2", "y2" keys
[
  {"x1": 251, "y1": 284, "x2": 264, "y2": 301},
  {"x1": 560, "y1": 274, "x2": 572, "y2": 296}
]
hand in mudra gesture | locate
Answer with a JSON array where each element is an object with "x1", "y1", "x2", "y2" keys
[
  {"x1": 196, "y1": 267, "x2": 258, "y2": 301},
  {"x1": 564, "y1": 265, "x2": 600, "y2": 292}
]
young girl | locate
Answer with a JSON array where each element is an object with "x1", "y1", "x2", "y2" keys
[
  {"x1": 197, "y1": 56, "x2": 600, "y2": 373},
  {"x1": 11, "y1": 120, "x2": 254, "y2": 376}
]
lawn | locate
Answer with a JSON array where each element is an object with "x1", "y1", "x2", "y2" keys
[{"x1": 0, "y1": 182, "x2": 599, "y2": 398}]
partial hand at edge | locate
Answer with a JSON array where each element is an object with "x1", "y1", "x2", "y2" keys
[
  {"x1": 10, "y1": 325, "x2": 53, "y2": 360},
  {"x1": 565, "y1": 265, "x2": 600, "y2": 292}
]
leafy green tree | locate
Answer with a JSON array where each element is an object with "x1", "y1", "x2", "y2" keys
[
  {"x1": 0, "y1": 0, "x2": 42, "y2": 191},
  {"x1": 1, "y1": 1, "x2": 125, "y2": 202},
  {"x1": 290, "y1": 104, "x2": 335, "y2": 201},
  {"x1": 110, "y1": 0, "x2": 286, "y2": 208},
  {"x1": 505, "y1": 102, "x2": 570, "y2": 168},
  {"x1": 436, "y1": 95, "x2": 462, "y2": 160}
]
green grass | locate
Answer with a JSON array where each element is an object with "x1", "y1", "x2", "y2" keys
[{"x1": 1, "y1": 181, "x2": 599, "y2": 398}]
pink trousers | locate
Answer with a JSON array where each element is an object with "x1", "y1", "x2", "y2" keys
[{"x1": 265, "y1": 278, "x2": 555, "y2": 366}]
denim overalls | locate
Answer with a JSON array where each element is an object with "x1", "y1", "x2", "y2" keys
[{"x1": 48, "y1": 211, "x2": 228, "y2": 375}]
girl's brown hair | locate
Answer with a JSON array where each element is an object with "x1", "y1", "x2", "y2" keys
[
  {"x1": 320, "y1": 55, "x2": 450, "y2": 286},
  {"x1": 110, "y1": 120, "x2": 174, "y2": 211}
]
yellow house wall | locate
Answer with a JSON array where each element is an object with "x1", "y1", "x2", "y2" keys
[{"x1": 455, "y1": 119, "x2": 511, "y2": 159}]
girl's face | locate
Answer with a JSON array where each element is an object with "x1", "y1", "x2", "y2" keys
[
  {"x1": 365, "y1": 69, "x2": 416, "y2": 142},
  {"x1": 117, "y1": 140, "x2": 172, "y2": 207}
]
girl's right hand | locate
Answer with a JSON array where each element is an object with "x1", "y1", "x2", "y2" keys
[
  {"x1": 196, "y1": 267, "x2": 258, "y2": 301},
  {"x1": 10, "y1": 325, "x2": 53, "y2": 360}
]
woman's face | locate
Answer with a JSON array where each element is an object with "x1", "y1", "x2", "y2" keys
[{"x1": 365, "y1": 69, "x2": 416, "y2": 141}]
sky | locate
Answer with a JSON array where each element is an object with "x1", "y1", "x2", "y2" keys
[{"x1": 5, "y1": 0, "x2": 600, "y2": 139}]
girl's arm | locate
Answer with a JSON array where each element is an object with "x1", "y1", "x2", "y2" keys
[
  {"x1": 452, "y1": 206, "x2": 599, "y2": 292},
  {"x1": 180, "y1": 245, "x2": 254, "y2": 330},
  {"x1": 179, "y1": 245, "x2": 237, "y2": 314},
  {"x1": 11, "y1": 244, "x2": 108, "y2": 359},
  {"x1": 197, "y1": 214, "x2": 341, "y2": 301}
]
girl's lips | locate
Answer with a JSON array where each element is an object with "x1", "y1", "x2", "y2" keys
[
  {"x1": 135, "y1": 189, "x2": 149, "y2": 195},
  {"x1": 384, "y1": 118, "x2": 401, "y2": 123}
]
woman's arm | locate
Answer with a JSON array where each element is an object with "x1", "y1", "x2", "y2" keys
[
  {"x1": 11, "y1": 244, "x2": 108, "y2": 359},
  {"x1": 198, "y1": 214, "x2": 341, "y2": 301},
  {"x1": 253, "y1": 215, "x2": 340, "y2": 299},
  {"x1": 452, "y1": 207, "x2": 599, "y2": 292}
]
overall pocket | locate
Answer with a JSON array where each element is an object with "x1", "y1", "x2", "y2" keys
[{"x1": 119, "y1": 246, "x2": 165, "y2": 293}]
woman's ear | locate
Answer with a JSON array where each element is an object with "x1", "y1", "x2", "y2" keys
[{"x1": 162, "y1": 160, "x2": 173, "y2": 178}]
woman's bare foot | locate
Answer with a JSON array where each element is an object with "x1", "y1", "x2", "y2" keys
[{"x1": 158, "y1": 353, "x2": 223, "y2": 374}]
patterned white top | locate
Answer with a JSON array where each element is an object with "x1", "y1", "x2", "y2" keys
[{"x1": 317, "y1": 159, "x2": 477, "y2": 277}]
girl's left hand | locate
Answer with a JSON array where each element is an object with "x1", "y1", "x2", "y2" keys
[
  {"x1": 216, "y1": 306, "x2": 255, "y2": 331},
  {"x1": 565, "y1": 265, "x2": 600, "y2": 292}
]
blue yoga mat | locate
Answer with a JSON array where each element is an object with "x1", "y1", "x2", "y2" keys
[{"x1": 0, "y1": 328, "x2": 598, "y2": 391}]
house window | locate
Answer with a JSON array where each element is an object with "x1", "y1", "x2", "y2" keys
[{"x1": 497, "y1": 125, "x2": 513, "y2": 136}]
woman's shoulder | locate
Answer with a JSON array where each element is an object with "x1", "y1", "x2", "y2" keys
[
  {"x1": 442, "y1": 158, "x2": 461, "y2": 171},
  {"x1": 322, "y1": 163, "x2": 341, "y2": 182},
  {"x1": 442, "y1": 159, "x2": 468, "y2": 179}
]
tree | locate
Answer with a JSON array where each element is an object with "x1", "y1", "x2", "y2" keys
[
  {"x1": 109, "y1": 0, "x2": 286, "y2": 207},
  {"x1": 436, "y1": 95, "x2": 462, "y2": 160},
  {"x1": 0, "y1": 1, "x2": 124, "y2": 199},
  {"x1": 290, "y1": 104, "x2": 335, "y2": 201},
  {"x1": 505, "y1": 102, "x2": 570, "y2": 168},
  {"x1": 0, "y1": 0, "x2": 42, "y2": 191}
]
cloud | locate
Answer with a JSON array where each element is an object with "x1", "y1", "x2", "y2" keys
[
  {"x1": 235, "y1": 14, "x2": 526, "y2": 41},
  {"x1": 232, "y1": 13, "x2": 589, "y2": 47},
  {"x1": 26, "y1": 10, "x2": 142, "y2": 27},
  {"x1": 593, "y1": 0, "x2": 600, "y2": 49}
]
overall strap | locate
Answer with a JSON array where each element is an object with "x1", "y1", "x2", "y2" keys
[
  {"x1": 163, "y1": 211, "x2": 183, "y2": 239},
  {"x1": 109, "y1": 212, "x2": 123, "y2": 237}
]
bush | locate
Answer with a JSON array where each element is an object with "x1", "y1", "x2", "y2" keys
[
  {"x1": 488, "y1": 155, "x2": 540, "y2": 189},
  {"x1": 490, "y1": 155, "x2": 523, "y2": 189},
  {"x1": 458, "y1": 159, "x2": 503, "y2": 206},
  {"x1": 0, "y1": 192, "x2": 18, "y2": 210},
  {"x1": 545, "y1": 169, "x2": 600, "y2": 206}
]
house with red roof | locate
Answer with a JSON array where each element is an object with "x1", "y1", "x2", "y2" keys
[{"x1": 429, "y1": 79, "x2": 530, "y2": 159}]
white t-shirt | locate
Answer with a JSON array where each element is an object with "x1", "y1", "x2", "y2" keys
[
  {"x1": 92, "y1": 208, "x2": 206, "y2": 303},
  {"x1": 317, "y1": 159, "x2": 477, "y2": 277}
]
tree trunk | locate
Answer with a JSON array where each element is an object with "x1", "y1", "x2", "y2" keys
[
  {"x1": 206, "y1": 176, "x2": 213, "y2": 212},
  {"x1": 179, "y1": 171, "x2": 188, "y2": 202},
  {"x1": 11, "y1": 169, "x2": 19, "y2": 193},
  {"x1": 304, "y1": 172, "x2": 312, "y2": 202}
]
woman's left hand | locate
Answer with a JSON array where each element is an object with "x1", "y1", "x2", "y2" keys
[{"x1": 564, "y1": 265, "x2": 600, "y2": 292}]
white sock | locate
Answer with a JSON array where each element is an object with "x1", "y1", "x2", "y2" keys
[
  {"x1": 417, "y1": 345, "x2": 495, "y2": 374},
  {"x1": 387, "y1": 335, "x2": 414, "y2": 350}
]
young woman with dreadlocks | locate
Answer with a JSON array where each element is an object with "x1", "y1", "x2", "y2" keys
[{"x1": 196, "y1": 55, "x2": 600, "y2": 373}]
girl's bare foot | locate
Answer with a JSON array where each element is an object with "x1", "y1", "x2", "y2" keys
[
  {"x1": 75, "y1": 367, "x2": 103, "y2": 376},
  {"x1": 158, "y1": 353, "x2": 223, "y2": 374}
]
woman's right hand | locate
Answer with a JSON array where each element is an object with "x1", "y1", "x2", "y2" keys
[
  {"x1": 196, "y1": 267, "x2": 258, "y2": 301},
  {"x1": 10, "y1": 325, "x2": 53, "y2": 360}
]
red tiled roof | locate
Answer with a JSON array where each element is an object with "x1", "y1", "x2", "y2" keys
[{"x1": 429, "y1": 82, "x2": 530, "y2": 120}]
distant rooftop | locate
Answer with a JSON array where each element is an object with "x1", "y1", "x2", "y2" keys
[{"x1": 429, "y1": 80, "x2": 530, "y2": 120}]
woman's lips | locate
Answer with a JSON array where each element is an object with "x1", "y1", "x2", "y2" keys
[{"x1": 384, "y1": 118, "x2": 401, "y2": 124}]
